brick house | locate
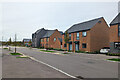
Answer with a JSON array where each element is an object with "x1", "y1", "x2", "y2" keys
[
  {"x1": 109, "y1": 13, "x2": 120, "y2": 53},
  {"x1": 62, "y1": 17, "x2": 109, "y2": 52},
  {"x1": 23, "y1": 39, "x2": 32, "y2": 47},
  {"x1": 32, "y1": 28, "x2": 63, "y2": 48},
  {"x1": 40, "y1": 29, "x2": 63, "y2": 49}
]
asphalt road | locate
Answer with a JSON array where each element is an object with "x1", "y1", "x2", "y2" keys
[
  {"x1": 11, "y1": 47, "x2": 118, "y2": 78},
  {"x1": 2, "y1": 48, "x2": 73, "y2": 78}
]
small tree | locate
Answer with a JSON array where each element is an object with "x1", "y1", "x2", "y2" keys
[
  {"x1": 8, "y1": 37, "x2": 12, "y2": 45},
  {"x1": 64, "y1": 30, "x2": 69, "y2": 50}
]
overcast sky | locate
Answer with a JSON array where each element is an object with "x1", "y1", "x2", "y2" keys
[{"x1": 1, "y1": 2, "x2": 119, "y2": 41}]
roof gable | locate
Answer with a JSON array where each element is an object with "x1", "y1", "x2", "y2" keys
[
  {"x1": 110, "y1": 13, "x2": 120, "y2": 25},
  {"x1": 66, "y1": 17, "x2": 103, "y2": 33}
]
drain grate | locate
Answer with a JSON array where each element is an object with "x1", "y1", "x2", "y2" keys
[{"x1": 76, "y1": 76, "x2": 84, "y2": 79}]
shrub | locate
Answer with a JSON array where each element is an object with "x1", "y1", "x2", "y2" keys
[
  {"x1": 38, "y1": 47, "x2": 44, "y2": 49},
  {"x1": 75, "y1": 50, "x2": 86, "y2": 53},
  {"x1": 46, "y1": 47, "x2": 53, "y2": 50},
  {"x1": 106, "y1": 53, "x2": 120, "y2": 56},
  {"x1": 53, "y1": 48, "x2": 66, "y2": 51},
  {"x1": 68, "y1": 50, "x2": 72, "y2": 52},
  {"x1": 88, "y1": 51, "x2": 100, "y2": 54}
]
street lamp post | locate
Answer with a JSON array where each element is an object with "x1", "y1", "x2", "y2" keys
[
  {"x1": 15, "y1": 34, "x2": 17, "y2": 53},
  {"x1": 2, "y1": 36, "x2": 3, "y2": 49}
]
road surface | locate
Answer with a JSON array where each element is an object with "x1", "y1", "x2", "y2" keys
[{"x1": 10, "y1": 47, "x2": 118, "y2": 78}]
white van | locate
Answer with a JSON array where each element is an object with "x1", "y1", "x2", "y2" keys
[{"x1": 100, "y1": 47, "x2": 110, "y2": 53}]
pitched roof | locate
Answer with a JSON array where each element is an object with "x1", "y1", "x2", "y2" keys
[
  {"x1": 42, "y1": 30, "x2": 55, "y2": 38},
  {"x1": 66, "y1": 17, "x2": 103, "y2": 33},
  {"x1": 110, "y1": 13, "x2": 120, "y2": 25},
  {"x1": 36, "y1": 28, "x2": 45, "y2": 34},
  {"x1": 33, "y1": 28, "x2": 63, "y2": 38}
]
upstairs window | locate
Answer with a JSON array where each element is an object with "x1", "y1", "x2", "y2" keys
[
  {"x1": 69, "y1": 34, "x2": 71, "y2": 40},
  {"x1": 54, "y1": 38, "x2": 56, "y2": 42},
  {"x1": 119, "y1": 25, "x2": 120, "y2": 37},
  {"x1": 76, "y1": 32, "x2": 79, "y2": 40},
  {"x1": 46, "y1": 38, "x2": 49, "y2": 42},
  {"x1": 41, "y1": 39, "x2": 42, "y2": 42},
  {"x1": 82, "y1": 32, "x2": 87, "y2": 37}
]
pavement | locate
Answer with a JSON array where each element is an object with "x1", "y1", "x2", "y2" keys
[
  {"x1": 2, "y1": 48, "x2": 73, "y2": 78},
  {"x1": 9, "y1": 46, "x2": 119, "y2": 78}
]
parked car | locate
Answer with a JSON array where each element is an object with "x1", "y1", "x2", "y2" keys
[{"x1": 100, "y1": 47, "x2": 110, "y2": 53}]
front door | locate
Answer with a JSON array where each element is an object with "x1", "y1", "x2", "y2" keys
[
  {"x1": 69, "y1": 43, "x2": 72, "y2": 51},
  {"x1": 75, "y1": 43, "x2": 79, "y2": 51}
]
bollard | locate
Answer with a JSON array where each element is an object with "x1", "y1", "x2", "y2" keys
[{"x1": 9, "y1": 47, "x2": 11, "y2": 51}]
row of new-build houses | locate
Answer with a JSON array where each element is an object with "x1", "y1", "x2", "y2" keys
[
  {"x1": 32, "y1": 28, "x2": 63, "y2": 48},
  {"x1": 32, "y1": 13, "x2": 120, "y2": 53}
]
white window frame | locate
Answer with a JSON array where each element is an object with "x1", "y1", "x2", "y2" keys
[
  {"x1": 76, "y1": 32, "x2": 79, "y2": 40},
  {"x1": 54, "y1": 38, "x2": 56, "y2": 42},
  {"x1": 82, "y1": 32, "x2": 87, "y2": 37}
]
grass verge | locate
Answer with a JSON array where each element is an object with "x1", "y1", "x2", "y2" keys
[
  {"x1": 40, "y1": 50, "x2": 55, "y2": 53},
  {"x1": 10, "y1": 53, "x2": 22, "y2": 55},
  {"x1": 3, "y1": 48, "x2": 8, "y2": 49},
  {"x1": 107, "y1": 58, "x2": 120, "y2": 61}
]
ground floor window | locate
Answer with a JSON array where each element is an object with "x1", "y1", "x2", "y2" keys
[
  {"x1": 64, "y1": 44, "x2": 67, "y2": 47},
  {"x1": 114, "y1": 42, "x2": 120, "y2": 49},
  {"x1": 82, "y1": 43, "x2": 87, "y2": 48}
]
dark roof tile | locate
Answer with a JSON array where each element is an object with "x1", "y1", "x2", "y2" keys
[
  {"x1": 110, "y1": 13, "x2": 120, "y2": 25},
  {"x1": 66, "y1": 17, "x2": 103, "y2": 33}
]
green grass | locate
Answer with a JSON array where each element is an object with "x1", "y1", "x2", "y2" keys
[
  {"x1": 3, "y1": 48, "x2": 8, "y2": 49},
  {"x1": 10, "y1": 53, "x2": 22, "y2": 55},
  {"x1": 40, "y1": 50, "x2": 55, "y2": 53},
  {"x1": 106, "y1": 53, "x2": 120, "y2": 56},
  {"x1": 107, "y1": 58, "x2": 120, "y2": 61}
]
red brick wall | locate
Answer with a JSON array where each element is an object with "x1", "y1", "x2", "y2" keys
[
  {"x1": 90, "y1": 18, "x2": 110, "y2": 52},
  {"x1": 110, "y1": 24, "x2": 120, "y2": 42},
  {"x1": 62, "y1": 31, "x2": 90, "y2": 52},
  {"x1": 40, "y1": 29, "x2": 62, "y2": 49},
  {"x1": 62, "y1": 18, "x2": 109, "y2": 52},
  {"x1": 40, "y1": 38, "x2": 50, "y2": 48},
  {"x1": 49, "y1": 30, "x2": 62, "y2": 49}
]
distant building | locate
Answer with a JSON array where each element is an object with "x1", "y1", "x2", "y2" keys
[
  {"x1": 62, "y1": 17, "x2": 109, "y2": 52},
  {"x1": 23, "y1": 39, "x2": 32, "y2": 47},
  {"x1": 109, "y1": 13, "x2": 120, "y2": 53},
  {"x1": 32, "y1": 28, "x2": 63, "y2": 48}
]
